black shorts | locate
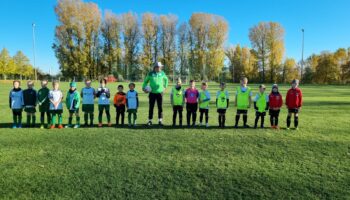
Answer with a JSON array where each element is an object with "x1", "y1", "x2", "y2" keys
[
  {"x1": 256, "y1": 111, "x2": 266, "y2": 117},
  {"x1": 288, "y1": 108, "x2": 299, "y2": 113},
  {"x1": 269, "y1": 109, "x2": 280, "y2": 116},
  {"x1": 186, "y1": 103, "x2": 198, "y2": 112},
  {"x1": 217, "y1": 109, "x2": 227, "y2": 114},
  {"x1": 237, "y1": 109, "x2": 248, "y2": 115}
]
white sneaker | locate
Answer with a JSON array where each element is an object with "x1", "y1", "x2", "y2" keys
[{"x1": 206, "y1": 123, "x2": 209, "y2": 128}]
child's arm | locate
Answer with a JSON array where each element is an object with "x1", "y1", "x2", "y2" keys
[
  {"x1": 170, "y1": 91, "x2": 173, "y2": 106},
  {"x1": 113, "y1": 94, "x2": 117, "y2": 107},
  {"x1": 163, "y1": 75, "x2": 169, "y2": 91},
  {"x1": 75, "y1": 92, "x2": 81, "y2": 109},
  {"x1": 136, "y1": 93, "x2": 139, "y2": 109},
  {"x1": 9, "y1": 92, "x2": 11, "y2": 109},
  {"x1": 34, "y1": 90, "x2": 38, "y2": 106},
  {"x1": 126, "y1": 93, "x2": 129, "y2": 109},
  {"x1": 299, "y1": 90, "x2": 303, "y2": 108},
  {"x1": 106, "y1": 89, "x2": 111, "y2": 99}
]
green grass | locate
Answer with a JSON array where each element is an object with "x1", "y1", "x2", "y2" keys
[{"x1": 0, "y1": 81, "x2": 349, "y2": 199}]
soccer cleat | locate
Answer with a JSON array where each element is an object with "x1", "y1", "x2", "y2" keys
[
  {"x1": 65, "y1": 125, "x2": 72, "y2": 128},
  {"x1": 17, "y1": 124, "x2": 22, "y2": 128},
  {"x1": 234, "y1": 125, "x2": 238, "y2": 129},
  {"x1": 12, "y1": 124, "x2": 17, "y2": 129},
  {"x1": 147, "y1": 121, "x2": 152, "y2": 126},
  {"x1": 206, "y1": 123, "x2": 209, "y2": 128},
  {"x1": 50, "y1": 125, "x2": 55, "y2": 129},
  {"x1": 58, "y1": 125, "x2": 64, "y2": 129},
  {"x1": 243, "y1": 125, "x2": 250, "y2": 128},
  {"x1": 198, "y1": 123, "x2": 203, "y2": 127},
  {"x1": 40, "y1": 125, "x2": 45, "y2": 129},
  {"x1": 286, "y1": 127, "x2": 290, "y2": 130},
  {"x1": 98, "y1": 123, "x2": 103, "y2": 127},
  {"x1": 108, "y1": 122, "x2": 112, "y2": 127},
  {"x1": 158, "y1": 121, "x2": 163, "y2": 126},
  {"x1": 73, "y1": 124, "x2": 80, "y2": 129}
]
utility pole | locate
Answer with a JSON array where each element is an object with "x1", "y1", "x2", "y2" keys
[{"x1": 301, "y1": 28, "x2": 305, "y2": 81}]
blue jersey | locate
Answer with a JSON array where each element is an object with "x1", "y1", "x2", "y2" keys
[
  {"x1": 126, "y1": 90, "x2": 138, "y2": 109},
  {"x1": 9, "y1": 89, "x2": 24, "y2": 109}
]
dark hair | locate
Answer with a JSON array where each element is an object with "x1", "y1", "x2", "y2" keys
[
  {"x1": 129, "y1": 82, "x2": 135, "y2": 87},
  {"x1": 118, "y1": 85, "x2": 124, "y2": 89},
  {"x1": 189, "y1": 80, "x2": 195, "y2": 83},
  {"x1": 100, "y1": 78, "x2": 107, "y2": 84},
  {"x1": 202, "y1": 82, "x2": 208, "y2": 86}
]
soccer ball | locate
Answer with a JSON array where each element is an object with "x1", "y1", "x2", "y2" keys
[{"x1": 144, "y1": 86, "x2": 152, "y2": 93}]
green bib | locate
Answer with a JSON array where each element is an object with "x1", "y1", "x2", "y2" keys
[
  {"x1": 172, "y1": 87, "x2": 184, "y2": 106},
  {"x1": 199, "y1": 91, "x2": 210, "y2": 109},
  {"x1": 237, "y1": 86, "x2": 251, "y2": 110},
  {"x1": 217, "y1": 91, "x2": 228, "y2": 109},
  {"x1": 256, "y1": 92, "x2": 267, "y2": 112}
]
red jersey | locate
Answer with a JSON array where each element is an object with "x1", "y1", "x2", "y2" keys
[
  {"x1": 269, "y1": 92, "x2": 283, "y2": 109},
  {"x1": 285, "y1": 88, "x2": 303, "y2": 109}
]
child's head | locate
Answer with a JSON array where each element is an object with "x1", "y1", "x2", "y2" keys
[
  {"x1": 13, "y1": 80, "x2": 20, "y2": 88},
  {"x1": 220, "y1": 82, "x2": 226, "y2": 90},
  {"x1": 291, "y1": 79, "x2": 299, "y2": 89},
  {"x1": 176, "y1": 78, "x2": 182, "y2": 87},
  {"x1": 41, "y1": 80, "x2": 48, "y2": 88},
  {"x1": 85, "y1": 79, "x2": 92, "y2": 87},
  {"x1": 241, "y1": 77, "x2": 248, "y2": 86},
  {"x1": 27, "y1": 80, "x2": 34, "y2": 89},
  {"x1": 272, "y1": 84, "x2": 279, "y2": 93},
  {"x1": 52, "y1": 80, "x2": 59, "y2": 90},
  {"x1": 118, "y1": 85, "x2": 124, "y2": 92},
  {"x1": 189, "y1": 80, "x2": 195, "y2": 88},
  {"x1": 201, "y1": 82, "x2": 208, "y2": 90},
  {"x1": 129, "y1": 83, "x2": 135, "y2": 90},
  {"x1": 70, "y1": 82, "x2": 77, "y2": 90},
  {"x1": 259, "y1": 84, "x2": 266, "y2": 93},
  {"x1": 100, "y1": 78, "x2": 107, "y2": 88}
]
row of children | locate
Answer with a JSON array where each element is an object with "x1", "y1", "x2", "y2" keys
[
  {"x1": 9, "y1": 79, "x2": 138, "y2": 129},
  {"x1": 9, "y1": 77, "x2": 302, "y2": 129},
  {"x1": 170, "y1": 77, "x2": 302, "y2": 129}
]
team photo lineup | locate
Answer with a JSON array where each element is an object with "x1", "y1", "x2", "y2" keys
[{"x1": 9, "y1": 62, "x2": 302, "y2": 130}]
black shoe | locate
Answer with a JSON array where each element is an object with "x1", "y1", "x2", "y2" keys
[
  {"x1": 159, "y1": 121, "x2": 163, "y2": 126},
  {"x1": 234, "y1": 125, "x2": 238, "y2": 129},
  {"x1": 254, "y1": 125, "x2": 257, "y2": 129},
  {"x1": 261, "y1": 125, "x2": 264, "y2": 129},
  {"x1": 243, "y1": 124, "x2": 250, "y2": 128}
]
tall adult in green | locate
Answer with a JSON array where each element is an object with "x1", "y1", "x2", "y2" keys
[{"x1": 142, "y1": 62, "x2": 169, "y2": 126}]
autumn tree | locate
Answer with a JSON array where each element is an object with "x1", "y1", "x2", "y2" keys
[
  {"x1": 141, "y1": 13, "x2": 160, "y2": 75},
  {"x1": 159, "y1": 14, "x2": 178, "y2": 78},
  {"x1": 249, "y1": 22, "x2": 285, "y2": 82},
  {"x1": 53, "y1": 0, "x2": 101, "y2": 80},
  {"x1": 121, "y1": 12, "x2": 141, "y2": 80},
  {"x1": 101, "y1": 10, "x2": 122, "y2": 75},
  {"x1": 281, "y1": 58, "x2": 299, "y2": 83},
  {"x1": 177, "y1": 22, "x2": 190, "y2": 77},
  {"x1": 314, "y1": 53, "x2": 339, "y2": 84}
]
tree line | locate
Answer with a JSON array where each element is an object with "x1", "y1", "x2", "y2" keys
[{"x1": 1, "y1": 0, "x2": 350, "y2": 84}]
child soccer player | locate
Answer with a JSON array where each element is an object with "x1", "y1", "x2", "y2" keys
[
  {"x1": 114, "y1": 85, "x2": 126, "y2": 127},
  {"x1": 199, "y1": 82, "x2": 211, "y2": 127},
  {"x1": 96, "y1": 78, "x2": 111, "y2": 127},
  {"x1": 37, "y1": 80, "x2": 51, "y2": 129},
  {"x1": 234, "y1": 77, "x2": 253, "y2": 128},
  {"x1": 23, "y1": 80, "x2": 37, "y2": 127},
  {"x1": 81, "y1": 79, "x2": 96, "y2": 127},
  {"x1": 9, "y1": 80, "x2": 24, "y2": 128},
  {"x1": 253, "y1": 84, "x2": 269, "y2": 129},
  {"x1": 49, "y1": 81, "x2": 64, "y2": 129},
  {"x1": 170, "y1": 78, "x2": 185, "y2": 127},
  {"x1": 65, "y1": 82, "x2": 81, "y2": 128},
  {"x1": 269, "y1": 84, "x2": 283, "y2": 129},
  {"x1": 126, "y1": 83, "x2": 139, "y2": 127},
  {"x1": 185, "y1": 80, "x2": 199, "y2": 127},
  {"x1": 216, "y1": 82, "x2": 229, "y2": 128},
  {"x1": 286, "y1": 79, "x2": 303, "y2": 130}
]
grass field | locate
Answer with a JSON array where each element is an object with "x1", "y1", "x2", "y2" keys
[{"x1": 0, "y1": 81, "x2": 349, "y2": 199}]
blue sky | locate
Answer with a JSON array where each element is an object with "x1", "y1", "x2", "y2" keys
[{"x1": 1, "y1": 0, "x2": 350, "y2": 74}]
